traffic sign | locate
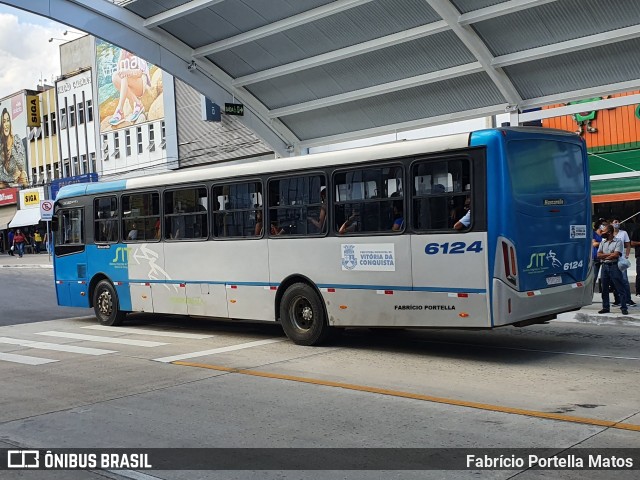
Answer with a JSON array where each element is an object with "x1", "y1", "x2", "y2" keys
[{"x1": 40, "y1": 200, "x2": 54, "y2": 221}]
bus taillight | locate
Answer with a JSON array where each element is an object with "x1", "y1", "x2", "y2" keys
[
  {"x1": 501, "y1": 240, "x2": 517, "y2": 286},
  {"x1": 502, "y1": 242, "x2": 511, "y2": 278},
  {"x1": 509, "y1": 246, "x2": 517, "y2": 280}
]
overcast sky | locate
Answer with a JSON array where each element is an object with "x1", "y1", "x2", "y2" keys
[{"x1": 0, "y1": 6, "x2": 74, "y2": 99}]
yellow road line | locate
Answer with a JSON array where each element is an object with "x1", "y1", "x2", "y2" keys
[{"x1": 173, "y1": 361, "x2": 640, "y2": 432}]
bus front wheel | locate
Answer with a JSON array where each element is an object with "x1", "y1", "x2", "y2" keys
[
  {"x1": 280, "y1": 283, "x2": 330, "y2": 346},
  {"x1": 93, "y1": 280, "x2": 126, "y2": 326}
]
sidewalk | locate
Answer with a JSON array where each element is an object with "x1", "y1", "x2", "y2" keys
[
  {"x1": 556, "y1": 264, "x2": 640, "y2": 327},
  {"x1": 0, "y1": 251, "x2": 53, "y2": 269}
]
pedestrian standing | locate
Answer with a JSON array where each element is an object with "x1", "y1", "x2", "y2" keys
[
  {"x1": 34, "y1": 230, "x2": 42, "y2": 254},
  {"x1": 592, "y1": 220, "x2": 603, "y2": 293},
  {"x1": 7, "y1": 228, "x2": 14, "y2": 255},
  {"x1": 597, "y1": 224, "x2": 628, "y2": 315},
  {"x1": 612, "y1": 219, "x2": 636, "y2": 307}
]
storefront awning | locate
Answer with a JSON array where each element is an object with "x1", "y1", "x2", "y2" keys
[
  {"x1": 0, "y1": 205, "x2": 17, "y2": 229},
  {"x1": 9, "y1": 208, "x2": 41, "y2": 228},
  {"x1": 591, "y1": 177, "x2": 640, "y2": 203}
]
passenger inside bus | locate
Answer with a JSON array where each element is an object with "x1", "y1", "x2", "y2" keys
[
  {"x1": 391, "y1": 201, "x2": 404, "y2": 231},
  {"x1": 454, "y1": 197, "x2": 471, "y2": 230},
  {"x1": 127, "y1": 223, "x2": 138, "y2": 240},
  {"x1": 254, "y1": 210, "x2": 263, "y2": 236}
]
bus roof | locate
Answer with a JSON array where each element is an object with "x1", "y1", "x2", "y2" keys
[{"x1": 54, "y1": 127, "x2": 579, "y2": 201}]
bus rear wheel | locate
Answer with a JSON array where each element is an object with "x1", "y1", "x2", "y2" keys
[
  {"x1": 93, "y1": 280, "x2": 126, "y2": 326},
  {"x1": 280, "y1": 283, "x2": 330, "y2": 346}
]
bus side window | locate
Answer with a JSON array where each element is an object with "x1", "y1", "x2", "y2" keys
[
  {"x1": 412, "y1": 158, "x2": 471, "y2": 231},
  {"x1": 334, "y1": 165, "x2": 403, "y2": 234},
  {"x1": 212, "y1": 181, "x2": 262, "y2": 238},
  {"x1": 267, "y1": 175, "x2": 326, "y2": 237}
]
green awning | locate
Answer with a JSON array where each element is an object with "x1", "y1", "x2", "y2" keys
[
  {"x1": 588, "y1": 148, "x2": 640, "y2": 176},
  {"x1": 590, "y1": 177, "x2": 640, "y2": 203}
]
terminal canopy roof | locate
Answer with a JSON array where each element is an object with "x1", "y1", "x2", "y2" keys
[{"x1": 5, "y1": 0, "x2": 640, "y2": 154}]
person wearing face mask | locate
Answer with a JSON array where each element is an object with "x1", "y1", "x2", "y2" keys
[
  {"x1": 597, "y1": 224, "x2": 628, "y2": 315},
  {"x1": 611, "y1": 219, "x2": 635, "y2": 307},
  {"x1": 592, "y1": 220, "x2": 603, "y2": 293}
]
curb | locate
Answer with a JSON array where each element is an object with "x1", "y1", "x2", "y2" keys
[{"x1": 0, "y1": 264, "x2": 53, "y2": 269}]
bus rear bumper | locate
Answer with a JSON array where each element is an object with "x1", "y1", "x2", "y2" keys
[{"x1": 491, "y1": 273, "x2": 594, "y2": 327}]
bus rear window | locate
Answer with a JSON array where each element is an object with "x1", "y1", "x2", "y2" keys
[{"x1": 507, "y1": 140, "x2": 585, "y2": 195}]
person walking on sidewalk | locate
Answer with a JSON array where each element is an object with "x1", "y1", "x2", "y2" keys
[
  {"x1": 612, "y1": 219, "x2": 636, "y2": 307},
  {"x1": 597, "y1": 224, "x2": 628, "y2": 315},
  {"x1": 12, "y1": 228, "x2": 26, "y2": 258}
]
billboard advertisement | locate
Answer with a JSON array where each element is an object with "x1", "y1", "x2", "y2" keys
[
  {"x1": 0, "y1": 93, "x2": 29, "y2": 188},
  {"x1": 96, "y1": 39, "x2": 165, "y2": 133}
]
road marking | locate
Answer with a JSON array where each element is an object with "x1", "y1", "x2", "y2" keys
[
  {"x1": 153, "y1": 338, "x2": 284, "y2": 363},
  {"x1": 83, "y1": 325, "x2": 214, "y2": 339},
  {"x1": 35, "y1": 331, "x2": 168, "y2": 347},
  {"x1": 0, "y1": 352, "x2": 58, "y2": 365},
  {"x1": 173, "y1": 361, "x2": 640, "y2": 433},
  {"x1": 0, "y1": 337, "x2": 115, "y2": 355}
]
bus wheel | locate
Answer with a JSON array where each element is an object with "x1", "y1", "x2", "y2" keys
[
  {"x1": 93, "y1": 280, "x2": 126, "y2": 326},
  {"x1": 280, "y1": 283, "x2": 329, "y2": 346}
]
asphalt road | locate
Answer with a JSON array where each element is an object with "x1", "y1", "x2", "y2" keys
[
  {"x1": 0, "y1": 268, "x2": 91, "y2": 324},
  {"x1": 1, "y1": 269, "x2": 639, "y2": 479}
]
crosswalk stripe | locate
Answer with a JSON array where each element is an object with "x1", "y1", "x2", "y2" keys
[
  {"x1": 0, "y1": 337, "x2": 115, "y2": 355},
  {"x1": 35, "y1": 331, "x2": 168, "y2": 347},
  {"x1": 0, "y1": 352, "x2": 58, "y2": 365},
  {"x1": 153, "y1": 338, "x2": 284, "y2": 363},
  {"x1": 82, "y1": 325, "x2": 214, "y2": 339}
]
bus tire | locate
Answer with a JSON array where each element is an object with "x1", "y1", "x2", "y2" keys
[
  {"x1": 93, "y1": 280, "x2": 126, "y2": 326},
  {"x1": 280, "y1": 283, "x2": 330, "y2": 346}
]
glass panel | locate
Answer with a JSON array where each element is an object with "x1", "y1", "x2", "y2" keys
[
  {"x1": 507, "y1": 140, "x2": 585, "y2": 195},
  {"x1": 56, "y1": 209, "x2": 83, "y2": 245},
  {"x1": 213, "y1": 182, "x2": 263, "y2": 238},
  {"x1": 164, "y1": 187, "x2": 208, "y2": 240},
  {"x1": 267, "y1": 175, "x2": 326, "y2": 236},
  {"x1": 412, "y1": 158, "x2": 471, "y2": 231},
  {"x1": 122, "y1": 192, "x2": 159, "y2": 241},
  {"x1": 94, "y1": 196, "x2": 118, "y2": 242}
]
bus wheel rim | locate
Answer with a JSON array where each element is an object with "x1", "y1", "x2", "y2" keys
[
  {"x1": 97, "y1": 290, "x2": 113, "y2": 317},
  {"x1": 290, "y1": 296, "x2": 313, "y2": 331}
]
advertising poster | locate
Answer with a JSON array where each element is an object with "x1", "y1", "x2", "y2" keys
[
  {"x1": 96, "y1": 39, "x2": 165, "y2": 133},
  {"x1": 0, "y1": 93, "x2": 29, "y2": 188}
]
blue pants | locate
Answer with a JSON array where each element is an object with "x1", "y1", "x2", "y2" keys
[
  {"x1": 15, "y1": 242, "x2": 25, "y2": 257},
  {"x1": 601, "y1": 263, "x2": 627, "y2": 310}
]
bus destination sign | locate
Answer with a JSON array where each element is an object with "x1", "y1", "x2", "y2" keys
[{"x1": 224, "y1": 103, "x2": 244, "y2": 116}]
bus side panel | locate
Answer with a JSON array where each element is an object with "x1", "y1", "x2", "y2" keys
[
  {"x1": 215, "y1": 240, "x2": 273, "y2": 320},
  {"x1": 85, "y1": 244, "x2": 133, "y2": 311},
  {"x1": 270, "y1": 236, "x2": 413, "y2": 325},
  {"x1": 324, "y1": 290, "x2": 488, "y2": 327},
  {"x1": 54, "y1": 252, "x2": 88, "y2": 307},
  {"x1": 410, "y1": 231, "x2": 490, "y2": 327}
]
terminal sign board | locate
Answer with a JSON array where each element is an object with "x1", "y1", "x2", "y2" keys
[{"x1": 224, "y1": 103, "x2": 244, "y2": 116}]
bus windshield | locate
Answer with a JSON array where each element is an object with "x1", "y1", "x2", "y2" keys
[{"x1": 507, "y1": 140, "x2": 585, "y2": 195}]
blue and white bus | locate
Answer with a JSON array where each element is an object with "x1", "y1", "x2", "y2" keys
[{"x1": 52, "y1": 127, "x2": 593, "y2": 345}]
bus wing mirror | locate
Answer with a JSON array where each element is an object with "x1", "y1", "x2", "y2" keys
[{"x1": 50, "y1": 218, "x2": 58, "y2": 230}]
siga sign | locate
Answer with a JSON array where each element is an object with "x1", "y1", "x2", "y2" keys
[{"x1": 40, "y1": 200, "x2": 54, "y2": 221}]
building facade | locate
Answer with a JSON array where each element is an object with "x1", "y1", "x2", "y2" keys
[{"x1": 542, "y1": 91, "x2": 640, "y2": 226}]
